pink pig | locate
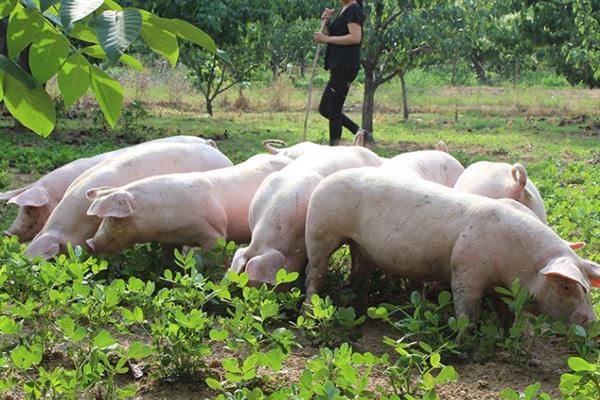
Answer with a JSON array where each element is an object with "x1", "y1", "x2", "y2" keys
[
  {"x1": 454, "y1": 161, "x2": 547, "y2": 223},
  {"x1": 304, "y1": 168, "x2": 599, "y2": 325},
  {"x1": 25, "y1": 142, "x2": 231, "y2": 259},
  {"x1": 1, "y1": 136, "x2": 216, "y2": 241},
  {"x1": 85, "y1": 154, "x2": 291, "y2": 255},
  {"x1": 230, "y1": 145, "x2": 382, "y2": 284},
  {"x1": 381, "y1": 147, "x2": 465, "y2": 188}
]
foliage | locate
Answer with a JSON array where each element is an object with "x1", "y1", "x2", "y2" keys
[
  {"x1": 0, "y1": 0, "x2": 215, "y2": 136},
  {"x1": 559, "y1": 354, "x2": 600, "y2": 399},
  {"x1": 293, "y1": 294, "x2": 366, "y2": 346}
]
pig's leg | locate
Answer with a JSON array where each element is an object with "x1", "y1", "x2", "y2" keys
[
  {"x1": 304, "y1": 232, "x2": 347, "y2": 308},
  {"x1": 161, "y1": 243, "x2": 182, "y2": 267},
  {"x1": 451, "y1": 272, "x2": 485, "y2": 324},
  {"x1": 349, "y1": 241, "x2": 373, "y2": 315}
]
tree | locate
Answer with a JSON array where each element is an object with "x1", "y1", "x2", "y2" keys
[
  {"x1": 361, "y1": 0, "x2": 439, "y2": 129},
  {"x1": 0, "y1": 0, "x2": 215, "y2": 137},
  {"x1": 520, "y1": 0, "x2": 600, "y2": 88},
  {"x1": 126, "y1": 0, "x2": 273, "y2": 115}
]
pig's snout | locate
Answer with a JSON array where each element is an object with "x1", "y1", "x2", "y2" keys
[
  {"x1": 570, "y1": 308, "x2": 597, "y2": 326},
  {"x1": 86, "y1": 239, "x2": 97, "y2": 255},
  {"x1": 3, "y1": 230, "x2": 13, "y2": 238}
]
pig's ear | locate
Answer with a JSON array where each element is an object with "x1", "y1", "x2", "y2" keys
[
  {"x1": 352, "y1": 131, "x2": 364, "y2": 147},
  {"x1": 87, "y1": 191, "x2": 134, "y2": 219},
  {"x1": 511, "y1": 163, "x2": 530, "y2": 197},
  {"x1": 205, "y1": 139, "x2": 218, "y2": 149},
  {"x1": 566, "y1": 241, "x2": 586, "y2": 251},
  {"x1": 8, "y1": 187, "x2": 50, "y2": 207},
  {"x1": 541, "y1": 257, "x2": 590, "y2": 293},
  {"x1": 436, "y1": 141, "x2": 449, "y2": 152},
  {"x1": 583, "y1": 261, "x2": 600, "y2": 289},
  {"x1": 86, "y1": 186, "x2": 114, "y2": 201},
  {"x1": 25, "y1": 233, "x2": 60, "y2": 260},
  {"x1": 0, "y1": 185, "x2": 30, "y2": 201}
]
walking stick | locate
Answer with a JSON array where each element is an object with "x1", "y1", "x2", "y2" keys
[{"x1": 302, "y1": 19, "x2": 328, "y2": 141}]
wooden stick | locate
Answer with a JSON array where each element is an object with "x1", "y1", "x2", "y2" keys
[{"x1": 302, "y1": 19, "x2": 328, "y2": 141}]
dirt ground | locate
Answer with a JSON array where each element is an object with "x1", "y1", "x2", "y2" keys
[{"x1": 132, "y1": 320, "x2": 571, "y2": 400}]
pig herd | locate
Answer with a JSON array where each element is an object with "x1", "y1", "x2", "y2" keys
[{"x1": 2, "y1": 134, "x2": 598, "y2": 326}]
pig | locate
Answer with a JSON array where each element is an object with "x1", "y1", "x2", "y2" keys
[
  {"x1": 230, "y1": 145, "x2": 383, "y2": 284},
  {"x1": 261, "y1": 132, "x2": 364, "y2": 159},
  {"x1": 85, "y1": 154, "x2": 291, "y2": 255},
  {"x1": 1, "y1": 136, "x2": 217, "y2": 242},
  {"x1": 454, "y1": 161, "x2": 547, "y2": 223},
  {"x1": 25, "y1": 142, "x2": 232, "y2": 260},
  {"x1": 381, "y1": 148, "x2": 465, "y2": 188},
  {"x1": 304, "y1": 167, "x2": 599, "y2": 325}
]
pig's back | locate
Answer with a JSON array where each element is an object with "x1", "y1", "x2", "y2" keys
[{"x1": 309, "y1": 168, "x2": 476, "y2": 282}]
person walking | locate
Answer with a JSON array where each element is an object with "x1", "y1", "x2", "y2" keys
[{"x1": 315, "y1": 0, "x2": 371, "y2": 146}]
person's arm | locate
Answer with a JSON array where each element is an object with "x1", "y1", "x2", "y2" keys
[{"x1": 315, "y1": 22, "x2": 361, "y2": 45}]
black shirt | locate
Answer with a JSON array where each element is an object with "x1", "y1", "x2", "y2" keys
[{"x1": 324, "y1": 3, "x2": 364, "y2": 70}]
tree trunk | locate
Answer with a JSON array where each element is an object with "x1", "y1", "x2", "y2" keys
[
  {"x1": 471, "y1": 49, "x2": 488, "y2": 84},
  {"x1": 513, "y1": 59, "x2": 520, "y2": 89},
  {"x1": 299, "y1": 57, "x2": 306, "y2": 78},
  {"x1": 205, "y1": 95, "x2": 214, "y2": 116},
  {"x1": 361, "y1": 67, "x2": 377, "y2": 134},
  {"x1": 451, "y1": 56, "x2": 458, "y2": 86},
  {"x1": 399, "y1": 70, "x2": 409, "y2": 121}
]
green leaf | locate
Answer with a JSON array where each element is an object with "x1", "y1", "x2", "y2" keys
[
  {"x1": 60, "y1": 0, "x2": 104, "y2": 30},
  {"x1": 141, "y1": 25, "x2": 178, "y2": 67},
  {"x1": 93, "y1": 329, "x2": 116, "y2": 349},
  {"x1": 89, "y1": 65, "x2": 123, "y2": 127},
  {"x1": 209, "y1": 329, "x2": 228, "y2": 341},
  {"x1": 205, "y1": 377, "x2": 223, "y2": 390},
  {"x1": 29, "y1": 28, "x2": 70, "y2": 83},
  {"x1": 95, "y1": 9, "x2": 141, "y2": 65},
  {"x1": 0, "y1": 0, "x2": 17, "y2": 19},
  {"x1": 430, "y1": 352, "x2": 441, "y2": 368},
  {"x1": 0, "y1": 70, "x2": 4, "y2": 102},
  {"x1": 4, "y1": 74, "x2": 55, "y2": 136},
  {"x1": 81, "y1": 44, "x2": 143, "y2": 71},
  {"x1": 524, "y1": 382, "x2": 541, "y2": 399},
  {"x1": 260, "y1": 302, "x2": 279, "y2": 320},
  {"x1": 10, "y1": 345, "x2": 42, "y2": 370},
  {"x1": 68, "y1": 24, "x2": 99, "y2": 43},
  {"x1": 56, "y1": 316, "x2": 75, "y2": 335},
  {"x1": 40, "y1": 0, "x2": 59, "y2": 12},
  {"x1": 169, "y1": 18, "x2": 216, "y2": 52},
  {"x1": 7, "y1": 5, "x2": 45, "y2": 59},
  {"x1": 222, "y1": 358, "x2": 241, "y2": 373},
  {"x1": 568, "y1": 356, "x2": 595, "y2": 372},
  {"x1": 499, "y1": 388, "x2": 520, "y2": 400},
  {"x1": 127, "y1": 342, "x2": 152, "y2": 360},
  {"x1": 0, "y1": 316, "x2": 19, "y2": 334}
]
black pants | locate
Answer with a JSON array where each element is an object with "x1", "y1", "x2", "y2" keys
[{"x1": 319, "y1": 67, "x2": 360, "y2": 146}]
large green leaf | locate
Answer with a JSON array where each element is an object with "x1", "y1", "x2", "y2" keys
[
  {"x1": 0, "y1": 0, "x2": 18, "y2": 19},
  {"x1": 81, "y1": 45, "x2": 143, "y2": 71},
  {"x1": 29, "y1": 28, "x2": 70, "y2": 83},
  {"x1": 69, "y1": 25, "x2": 99, "y2": 43},
  {"x1": 89, "y1": 65, "x2": 123, "y2": 127},
  {"x1": 170, "y1": 19, "x2": 216, "y2": 52},
  {"x1": 4, "y1": 74, "x2": 56, "y2": 137},
  {"x1": 60, "y1": 0, "x2": 103, "y2": 30},
  {"x1": 0, "y1": 71, "x2": 4, "y2": 102},
  {"x1": 40, "y1": 0, "x2": 59, "y2": 12},
  {"x1": 7, "y1": 5, "x2": 44, "y2": 59},
  {"x1": 141, "y1": 25, "x2": 178, "y2": 67},
  {"x1": 0, "y1": 54, "x2": 37, "y2": 89},
  {"x1": 58, "y1": 52, "x2": 90, "y2": 108},
  {"x1": 95, "y1": 9, "x2": 142, "y2": 65}
]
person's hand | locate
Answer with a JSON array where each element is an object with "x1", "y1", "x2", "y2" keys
[
  {"x1": 321, "y1": 8, "x2": 335, "y2": 21},
  {"x1": 314, "y1": 32, "x2": 330, "y2": 44}
]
